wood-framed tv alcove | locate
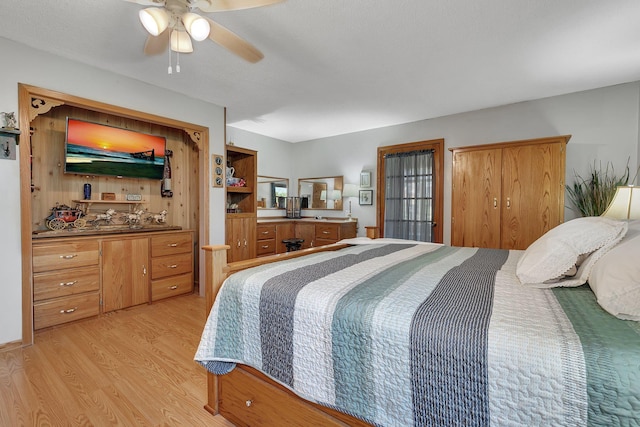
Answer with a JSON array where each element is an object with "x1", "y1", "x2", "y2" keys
[{"x1": 18, "y1": 84, "x2": 210, "y2": 346}]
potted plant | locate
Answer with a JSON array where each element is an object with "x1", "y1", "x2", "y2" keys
[{"x1": 566, "y1": 160, "x2": 631, "y2": 217}]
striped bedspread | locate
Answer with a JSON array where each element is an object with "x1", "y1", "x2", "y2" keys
[{"x1": 195, "y1": 243, "x2": 640, "y2": 426}]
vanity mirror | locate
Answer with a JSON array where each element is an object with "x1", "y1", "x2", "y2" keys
[
  {"x1": 298, "y1": 176, "x2": 344, "y2": 210},
  {"x1": 257, "y1": 176, "x2": 289, "y2": 209}
]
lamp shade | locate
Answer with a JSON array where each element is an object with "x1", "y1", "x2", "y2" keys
[
  {"x1": 170, "y1": 30, "x2": 193, "y2": 53},
  {"x1": 182, "y1": 13, "x2": 210, "y2": 41},
  {"x1": 601, "y1": 186, "x2": 640, "y2": 220},
  {"x1": 343, "y1": 184, "x2": 359, "y2": 198},
  {"x1": 139, "y1": 7, "x2": 169, "y2": 36}
]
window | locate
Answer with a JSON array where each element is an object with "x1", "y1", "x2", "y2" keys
[{"x1": 376, "y1": 139, "x2": 444, "y2": 243}]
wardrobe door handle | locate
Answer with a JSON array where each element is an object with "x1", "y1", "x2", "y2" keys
[
  {"x1": 506, "y1": 197, "x2": 511, "y2": 209},
  {"x1": 493, "y1": 197, "x2": 497, "y2": 208}
]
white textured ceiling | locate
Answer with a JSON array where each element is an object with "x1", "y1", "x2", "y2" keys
[{"x1": 1, "y1": 0, "x2": 640, "y2": 142}]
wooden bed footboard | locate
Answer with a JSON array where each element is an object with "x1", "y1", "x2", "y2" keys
[{"x1": 201, "y1": 244, "x2": 372, "y2": 427}]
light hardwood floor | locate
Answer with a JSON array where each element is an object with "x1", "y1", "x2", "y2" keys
[{"x1": 0, "y1": 293, "x2": 235, "y2": 426}]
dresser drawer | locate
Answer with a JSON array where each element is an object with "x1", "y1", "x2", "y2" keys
[
  {"x1": 34, "y1": 292, "x2": 100, "y2": 330},
  {"x1": 256, "y1": 224, "x2": 276, "y2": 240},
  {"x1": 315, "y1": 224, "x2": 338, "y2": 241},
  {"x1": 150, "y1": 232, "x2": 193, "y2": 257},
  {"x1": 33, "y1": 266, "x2": 100, "y2": 302},
  {"x1": 151, "y1": 273, "x2": 193, "y2": 301},
  {"x1": 257, "y1": 239, "x2": 276, "y2": 256},
  {"x1": 219, "y1": 366, "x2": 348, "y2": 427},
  {"x1": 33, "y1": 241, "x2": 99, "y2": 273},
  {"x1": 151, "y1": 252, "x2": 193, "y2": 279}
]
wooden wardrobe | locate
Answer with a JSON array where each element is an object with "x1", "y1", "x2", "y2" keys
[{"x1": 450, "y1": 135, "x2": 570, "y2": 250}]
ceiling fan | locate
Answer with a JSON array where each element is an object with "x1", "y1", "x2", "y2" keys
[{"x1": 125, "y1": 0, "x2": 283, "y2": 65}]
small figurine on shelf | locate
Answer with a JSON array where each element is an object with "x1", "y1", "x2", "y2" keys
[
  {"x1": 91, "y1": 209, "x2": 116, "y2": 227},
  {"x1": 1, "y1": 112, "x2": 17, "y2": 129},
  {"x1": 44, "y1": 203, "x2": 87, "y2": 230},
  {"x1": 147, "y1": 209, "x2": 168, "y2": 224},
  {"x1": 124, "y1": 209, "x2": 145, "y2": 227}
]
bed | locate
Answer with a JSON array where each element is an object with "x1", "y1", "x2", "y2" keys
[{"x1": 196, "y1": 218, "x2": 640, "y2": 427}]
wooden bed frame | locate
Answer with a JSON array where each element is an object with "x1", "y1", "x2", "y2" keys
[{"x1": 202, "y1": 244, "x2": 372, "y2": 427}]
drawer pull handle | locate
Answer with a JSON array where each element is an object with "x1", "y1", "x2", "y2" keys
[
  {"x1": 60, "y1": 307, "x2": 77, "y2": 314},
  {"x1": 168, "y1": 264, "x2": 178, "y2": 268},
  {"x1": 261, "y1": 245, "x2": 269, "y2": 249},
  {"x1": 60, "y1": 254, "x2": 77, "y2": 260},
  {"x1": 322, "y1": 231, "x2": 330, "y2": 234},
  {"x1": 168, "y1": 243, "x2": 178, "y2": 247},
  {"x1": 169, "y1": 285, "x2": 178, "y2": 290},
  {"x1": 59, "y1": 281, "x2": 77, "y2": 287},
  {"x1": 246, "y1": 400, "x2": 253, "y2": 407},
  {"x1": 261, "y1": 231, "x2": 270, "y2": 234}
]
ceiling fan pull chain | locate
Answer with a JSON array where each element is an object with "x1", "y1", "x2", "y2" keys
[
  {"x1": 176, "y1": 51, "x2": 181, "y2": 73},
  {"x1": 168, "y1": 46, "x2": 173, "y2": 74}
]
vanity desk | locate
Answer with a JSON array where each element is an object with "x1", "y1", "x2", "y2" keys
[{"x1": 256, "y1": 218, "x2": 357, "y2": 256}]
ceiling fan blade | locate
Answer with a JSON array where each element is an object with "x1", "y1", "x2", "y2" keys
[
  {"x1": 194, "y1": 0, "x2": 284, "y2": 13},
  {"x1": 123, "y1": 0, "x2": 165, "y2": 6},
  {"x1": 205, "y1": 17, "x2": 264, "y2": 63},
  {"x1": 144, "y1": 29, "x2": 170, "y2": 55}
]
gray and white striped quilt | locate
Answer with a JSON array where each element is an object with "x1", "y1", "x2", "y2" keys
[{"x1": 195, "y1": 243, "x2": 640, "y2": 426}]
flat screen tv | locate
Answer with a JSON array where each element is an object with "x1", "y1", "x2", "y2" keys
[{"x1": 64, "y1": 118, "x2": 166, "y2": 180}]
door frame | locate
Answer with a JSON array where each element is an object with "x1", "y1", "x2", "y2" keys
[{"x1": 376, "y1": 139, "x2": 444, "y2": 243}]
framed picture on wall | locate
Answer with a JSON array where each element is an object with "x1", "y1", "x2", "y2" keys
[
  {"x1": 359, "y1": 189, "x2": 373, "y2": 205},
  {"x1": 360, "y1": 171, "x2": 371, "y2": 188}
]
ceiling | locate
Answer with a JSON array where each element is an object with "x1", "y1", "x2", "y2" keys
[{"x1": 1, "y1": 0, "x2": 640, "y2": 143}]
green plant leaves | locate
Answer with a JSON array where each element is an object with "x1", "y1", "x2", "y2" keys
[{"x1": 566, "y1": 160, "x2": 630, "y2": 217}]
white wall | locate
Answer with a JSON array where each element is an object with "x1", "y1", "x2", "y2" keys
[
  {"x1": 0, "y1": 37, "x2": 226, "y2": 345},
  {"x1": 287, "y1": 83, "x2": 640, "y2": 238}
]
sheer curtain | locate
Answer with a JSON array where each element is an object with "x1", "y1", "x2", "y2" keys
[{"x1": 383, "y1": 150, "x2": 435, "y2": 242}]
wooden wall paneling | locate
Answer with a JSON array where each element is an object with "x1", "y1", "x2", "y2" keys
[{"x1": 29, "y1": 105, "x2": 199, "y2": 232}]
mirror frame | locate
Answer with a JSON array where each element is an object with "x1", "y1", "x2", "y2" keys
[
  {"x1": 257, "y1": 176, "x2": 289, "y2": 210},
  {"x1": 298, "y1": 176, "x2": 344, "y2": 210}
]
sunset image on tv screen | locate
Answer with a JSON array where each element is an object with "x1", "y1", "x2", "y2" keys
[{"x1": 65, "y1": 118, "x2": 166, "y2": 180}]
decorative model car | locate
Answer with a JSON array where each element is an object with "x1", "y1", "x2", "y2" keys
[{"x1": 45, "y1": 204, "x2": 87, "y2": 230}]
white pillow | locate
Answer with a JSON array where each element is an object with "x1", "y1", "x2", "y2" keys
[
  {"x1": 588, "y1": 220, "x2": 640, "y2": 320},
  {"x1": 516, "y1": 217, "x2": 628, "y2": 288}
]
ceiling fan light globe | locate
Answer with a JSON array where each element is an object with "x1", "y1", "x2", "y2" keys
[
  {"x1": 170, "y1": 30, "x2": 194, "y2": 53},
  {"x1": 139, "y1": 7, "x2": 169, "y2": 36},
  {"x1": 182, "y1": 13, "x2": 210, "y2": 41}
]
